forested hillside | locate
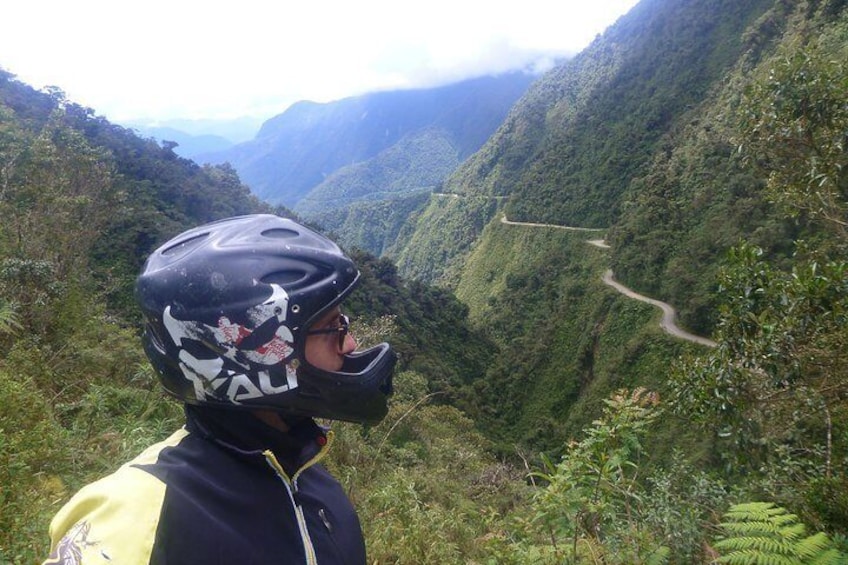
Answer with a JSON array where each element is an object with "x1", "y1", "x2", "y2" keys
[
  {"x1": 2, "y1": 0, "x2": 847, "y2": 562},
  {"x1": 199, "y1": 72, "x2": 536, "y2": 208},
  {"x1": 295, "y1": 129, "x2": 460, "y2": 255},
  {"x1": 389, "y1": 0, "x2": 848, "y2": 559},
  {"x1": 394, "y1": 0, "x2": 778, "y2": 286}
]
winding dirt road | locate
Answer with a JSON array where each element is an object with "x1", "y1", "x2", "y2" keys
[
  {"x1": 500, "y1": 214, "x2": 604, "y2": 232},
  {"x1": 500, "y1": 214, "x2": 716, "y2": 347},
  {"x1": 602, "y1": 270, "x2": 716, "y2": 347}
]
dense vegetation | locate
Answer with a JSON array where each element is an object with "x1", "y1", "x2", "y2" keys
[
  {"x1": 307, "y1": 191, "x2": 432, "y2": 257},
  {"x1": 390, "y1": 0, "x2": 801, "y2": 331},
  {"x1": 0, "y1": 68, "x2": 277, "y2": 559},
  {"x1": 2, "y1": 0, "x2": 848, "y2": 563},
  {"x1": 295, "y1": 128, "x2": 462, "y2": 255},
  {"x1": 388, "y1": 0, "x2": 847, "y2": 561}
]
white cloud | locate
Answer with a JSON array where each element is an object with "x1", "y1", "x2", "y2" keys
[{"x1": 0, "y1": 0, "x2": 639, "y2": 122}]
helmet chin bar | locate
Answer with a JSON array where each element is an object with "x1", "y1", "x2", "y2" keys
[
  {"x1": 339, "y1": 346, "x2": 396, "y2": 393},
  {"x1": 294, "y1": 343, "x2": 397, "y2": 425}
]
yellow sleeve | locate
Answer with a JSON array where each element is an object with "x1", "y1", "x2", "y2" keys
[{"x1": 43, "y1": 429, "x2": 188, "y2": 565}]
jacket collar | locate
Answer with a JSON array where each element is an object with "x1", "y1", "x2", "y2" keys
[{"x1": 184, "y1": 405, "x2": 328, "y2": 468}]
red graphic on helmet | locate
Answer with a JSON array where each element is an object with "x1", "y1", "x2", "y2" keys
[{"x1": 162, "y1": 284, "x2": 299, "y2": 404}]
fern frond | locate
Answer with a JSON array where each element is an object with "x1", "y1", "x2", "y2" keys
[
  {"x1": 715, "y1": 548, "x2": 798, "y2": 564},
  {"x1": 719, "y1": 520, "x2": 795, "y2": 537},
  {"x1": 794, "y1": 533, "x2": 837, "y2": 560},
  {"x1": 723, "y1": 502, "x2": 796, "y2": 522},
  {"x1": 714, "y1": 534, "x2": 796, "y2": 555},
  {"x1": 808, "y1": 548, "x2": 848, "y2": 565},
  {"x1": 714, "y1": 502, "x2": 848, "y2": 565},
  {"x1": 645, "y1": 545, "x2": 670, "y2": 565},
  {"x1": 0, "y1": 300, "x2": 21, "y2": 335},
  {"x1": 778, "y1": 523, "x2": 809, "y2": 542}
]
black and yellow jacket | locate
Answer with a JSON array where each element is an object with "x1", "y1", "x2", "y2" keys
[{"x1": 43, "y1": 406, "x2": 366, "y2": 564}]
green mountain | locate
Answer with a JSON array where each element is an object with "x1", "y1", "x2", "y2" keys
[
  {"x1": 295, "y1": 128, "x2": 460, "y2": 255},
  {"x1": 294, "y1": 127, "x2": 461, "y2": 216},
  {"x1": 394, "y1": 0, "x2": 792, "y2": 326},
  {"x1": 376, "y1": 0, "x2": 846, "y2": 491},
  {"x1": 197, "y1": 72, "x2": 536, "y2": 207},
  {"x1": 3, "y1": 0, "x2": 848, "y2": 561}
]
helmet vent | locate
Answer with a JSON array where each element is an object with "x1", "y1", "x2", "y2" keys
[
  {"x1": 262, "y1": 269, "x2": 308, "y2": 286},
  {"x1": 261, "y1": 228, "x2": 300, "y2": 239},
  {"x1": 161, "y1": 233, "x2": 209, "y2": 256}
]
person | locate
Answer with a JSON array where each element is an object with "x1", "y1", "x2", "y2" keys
[{"x1": 43, "y1": 214, "x2": 396, "y2": 564}]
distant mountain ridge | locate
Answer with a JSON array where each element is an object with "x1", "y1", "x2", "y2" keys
[
  {"x1": 128, "y1": 126, "x2": 235, "y2": 158},
  {"x1": 197, "y1": 71, "x2": 538, "y2": 207},
  {"x1": 124, "y1": 116, "x2": 263, "y2": 159},
  {"x1": 294, "y1": 127, "x2": 460, "y2": 215}
]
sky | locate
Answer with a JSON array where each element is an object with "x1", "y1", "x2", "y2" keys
[{"x1": 1, "y1": 0, "x2": 640, "y2": 126}]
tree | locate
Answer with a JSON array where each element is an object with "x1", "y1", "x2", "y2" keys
[
  {"x1": 671, "y1": 244, "x2": 847, "y2": 473},
  {"x1": 737, "y1": 23, "x2": 848, "y2": 241},
  {"x1": 672, "y1": 17, "x2": 848, "y2": 529}
]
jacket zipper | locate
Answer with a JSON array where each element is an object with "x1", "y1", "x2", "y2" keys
[{"x1": 263, "y1": 431, "x2": 334, "y2": 565}]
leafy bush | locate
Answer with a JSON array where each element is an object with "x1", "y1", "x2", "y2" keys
[{"x1": 529, "y1": 389, "x2": 670, "y2": 564}]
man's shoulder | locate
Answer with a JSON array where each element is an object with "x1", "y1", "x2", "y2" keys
[
  {"x1": 43, "y1": 428, "x2": 190, "y2": 565},
  {"x1": 125, "y1": 427, "x2": 191, "y2": 467}
]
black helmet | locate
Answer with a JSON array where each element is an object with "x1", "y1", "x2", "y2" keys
[{"x1": 135, "y1": 214, "x2": 395, "y2": 424}]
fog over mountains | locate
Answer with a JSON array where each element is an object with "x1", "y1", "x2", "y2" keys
[{"x1": 193, "y1": 71, "x2": 538, "y2": 208}]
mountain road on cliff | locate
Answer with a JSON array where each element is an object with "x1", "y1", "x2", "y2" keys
[{"x1": 500, "y1": 214, "x2": 716, "y2": 347}]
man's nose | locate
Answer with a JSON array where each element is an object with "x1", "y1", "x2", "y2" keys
[{"x1": 341, "y1": 332, "x2": 357, "y2": 354}]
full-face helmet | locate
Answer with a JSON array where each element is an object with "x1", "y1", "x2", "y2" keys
[{"x1": 136, "y1": 214, "x2": 395, "y2": 424}]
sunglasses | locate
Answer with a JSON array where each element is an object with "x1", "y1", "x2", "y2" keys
[{"x1": 306, "y1": 313, "x2": 351, "y2": 350}]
